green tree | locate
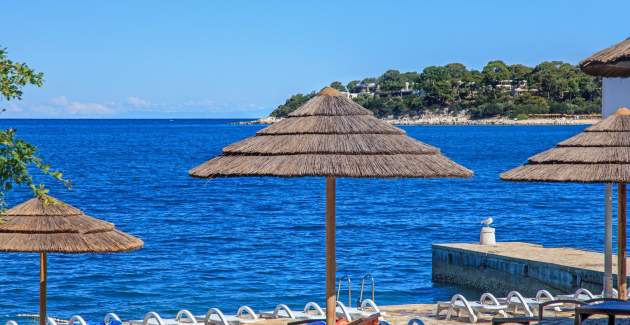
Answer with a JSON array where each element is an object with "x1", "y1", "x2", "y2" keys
[
  {"x1": 270, "y1": 92, "x2": 315, "y2": 117},
  {"x1": 329, "y1": 81, "x2": 347, "y2": 92},
  {"x1": 482, "y1": 60, "x2": 512, "y2": 85},
  {"x1": 0, "y1": 47, "x2": 70, "y2": 209},
  {"x1": 509, "y1": 64, "x2": 533, "y2": 81},
  {"x1": 419, "y1": 66, "x2": 454, "y2": 107},
  {"x1": 378, "y1": 70, "x2": 405, "y2": 91},
  {"x1": 270, "y1": 60, "x2": 601, "y2": 119},
  {"x1": 346, "y1": 80, "x2": 360, "y2": 93}
]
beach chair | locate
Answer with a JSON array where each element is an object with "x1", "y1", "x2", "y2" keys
[
  {"x1": 290, "y1": 302, "x2": 326, "y2": 320},
  {"x1": 555, "y1": 288, "x2": 619, "y2": 301},
  {"x1": 104, "y1": 313, "x2": 123, "y2": 325},
  {"x1": 134, "y1": 312, "x2": 165, "y2": 325},
  {"x1": 67, "y1": 316, "x2": 88, "y2": 325},
  {"x1": 259, "y1": 304, "x2": 297, "y2": 319},
  {"x1": 343, "y1": 299, "x2": 380, "y2": 320},
  {"x1": 500, "y1": 290, "x2": 560, "y2": 316},
  {"x1": 436, "y1": 293, "x2": 508, "y2": 323},
  {"x1": 179, "y1": 307, "x2": 257, "y2": 325},
  {"x1": 557, "y1": 288, "x2": 596, "y2": 301},
  {"x1": 346, "y1": 313, "x2": 380, "y2": 325},
  {"x1": 335, "y1": 301, "x2": 355, "y2": 321}
]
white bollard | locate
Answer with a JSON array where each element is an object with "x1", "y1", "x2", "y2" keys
[{"x1": 480, "y1": 226, "x2": 496, "y2": 245}]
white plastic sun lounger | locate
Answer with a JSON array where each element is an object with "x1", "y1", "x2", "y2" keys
[
  {"x1": 259, "y1": 304, "x2": 298, "y2": 319},
  {"x1": 260, "y1": 302, "x2": 328, "y2": 320},
  {"x1": 290, "y1": 302, "x2": 326, "y2": 320},
  {"x1": 554, "y1": 288, "x2": 621, "y2": 301},
  {"x1": 436, "y1": 293, "x2": 507, "y2": 323},
  {"x1": 334, "y1": 301, "x2": 356, "y2": 321},
  {"x1": 104, "y1": 313, "x2": 123, "y2": 325},
  {"x1": 342, "y1": 299, "x2": 380, "y2": 321},
  {"x1": 183, "y1": 307, "x2": 258, "y2": 325},
  {"x1": 67, "y1": 316, "x2": 89, "y2": 325},
  {"x1": 497, "y1": 290, "x2": 560, "y2": 317},
  {"x1": 131, "y1": 307, "x2": 258, "y2": 325}
]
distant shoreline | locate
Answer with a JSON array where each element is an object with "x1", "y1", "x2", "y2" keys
[{"x1": 239, "y1": 116, "x2": 600, "y2": 126}]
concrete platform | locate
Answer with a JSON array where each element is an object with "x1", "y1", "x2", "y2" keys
[{"x1": 432, "y1": 242, "x2": 629, "y2": 296}]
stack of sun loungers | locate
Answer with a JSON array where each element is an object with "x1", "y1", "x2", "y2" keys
[
  {"x1": 10, "y1": 289, "x2": 630, "y2": 325},
  {"x1": 436, "y1": 287, "x2": 627, "y2": 323},
  {"x1": 25, "y1": 300, "x2": 380, "y2": 325}
]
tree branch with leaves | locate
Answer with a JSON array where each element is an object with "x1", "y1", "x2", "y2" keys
[{"x1": 0, "y1": 47, "x2": 70, "y2": 209}]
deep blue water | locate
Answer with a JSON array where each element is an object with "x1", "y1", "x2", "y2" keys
[{"x1": 0, "y1": 120, "x2": 615, "y2": 321}]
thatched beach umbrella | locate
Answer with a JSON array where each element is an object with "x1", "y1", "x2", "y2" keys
[
  {"x1": 579, "y1": 37, "x2": 630, "y2": 297},
  {"x1": 580, "y1": 37, "x2": 630, "y2": 77},
  {"x1": 190, "y1": 87, "x2": 472, "y2": 324},
  {"x1": 501, "y1": 108, "x2": 630, "y2": 299},
  {"x1": 0, "y1": 195, "x2": 144, "y2": 325}
]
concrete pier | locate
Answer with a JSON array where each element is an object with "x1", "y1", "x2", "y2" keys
[{"x1": 432, "y1": 242, "x2": 630, "y2": 296}]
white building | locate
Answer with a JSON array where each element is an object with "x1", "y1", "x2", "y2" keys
[{"x1": 580, "y1": 37, "x2": 630, "y2": 117}]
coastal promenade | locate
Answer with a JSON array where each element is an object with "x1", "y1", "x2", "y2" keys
[{"x1": 433, "y1": 242, "x2": 625, "y2": 296}]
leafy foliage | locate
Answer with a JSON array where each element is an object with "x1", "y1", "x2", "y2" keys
[
  {"x1": 270, "y1": 60, "x2": 601, "y2": 119},
  {"x1": 329, "y1": 81, "x2": 347, "y2": 92},
  {"x1": 0, "y1": 47, "x2": 70, "y2": 209},
  {"x1": 269, "y1": 92, "x2": 316, "y2": 117},
  {"x1": 0, "y1": 48, "x2": 43, "y2": 100}
]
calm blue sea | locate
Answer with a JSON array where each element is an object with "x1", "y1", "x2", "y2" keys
[{"x1": 0, "y1": 120, "x2": 613, "y2": 321}]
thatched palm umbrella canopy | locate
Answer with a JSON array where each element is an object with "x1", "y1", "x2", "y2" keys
[
  {"x1": 0, "y1": 195, "x2": 144, "y2": 325},
  {"x1": 580, "y1": 38, "x2": 630, "y2": 77},
  {"x1": 190, "y1": 87, "x2": 472, "y2": 324},
  {"x1": 501, "y1": 108, "x2": 630, "y2": 298},
  {"x1": 579, "y1": 38, "x2": 630, "y2": 298}
]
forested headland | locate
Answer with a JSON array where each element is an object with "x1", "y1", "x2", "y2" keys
[{"x1": 270, "y1": 60, "x2": 601, "y2": 119}]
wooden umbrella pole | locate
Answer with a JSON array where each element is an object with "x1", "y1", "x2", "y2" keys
[
  {"x1": 605, "y1": 183, "x2": 613, "y2": 297},
  {"x1": 619, "y1": 183, "x2": 627, "y2": 299},
  {"x1": 40, "y1": 252, "x2": 47, "y2": 325},
  {"x1": 325, "y1": 177, "x2": 336, "y2": 325}
]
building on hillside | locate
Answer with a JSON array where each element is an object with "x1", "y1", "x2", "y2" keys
[
  {"x1": 350, "y1": 81, "x2": 419, "y2": 98},
  {"x1": 357, "y1": 82, "x2": 378, "y2": 94},
  {"x1": 375, "y1": 82, "x2": 416, "y2": 97},
  {"x1": 496, "y1": 80, "x2": 513, "y2": 92},
  {"x1": 512, "y1": 80, "x2": 538, "y2": 96}
]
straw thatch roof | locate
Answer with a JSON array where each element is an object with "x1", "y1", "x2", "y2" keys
[
  {"x1": 0, "y1": 196, "x2": 144, "y2": 253},
  {"x1": 501, "y1": 107, "x2": 630, "y2": 183},
  {"x1": 190, "y1": 87, "x2": 473, "y2": 178},
  {"x1": 580, "y1": 37, "x2": 630, "y2": 77}
]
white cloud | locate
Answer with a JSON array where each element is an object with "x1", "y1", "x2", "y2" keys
[
  {"x1": 127, "y1": 96, "x2": 151, "y2": 108},
  {"x1": 1, "y1": 95, "x2": 268, "y2": 118},
  {"x1": 50, "y1": 96, "x2": 114, "y2": 115}
]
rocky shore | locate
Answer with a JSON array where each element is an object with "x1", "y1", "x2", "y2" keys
[{"x1": 239, "y1": 115, "x2": 600, "y2": 126}]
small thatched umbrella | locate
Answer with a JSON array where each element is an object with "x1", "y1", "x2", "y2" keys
[
  {"x1": 580, "y1": 37, "x2": 630, "y2": 77},
  {"x1": 0, "y1": 195, "x2": 144, "y2": 325},
  {"x1": 190, "y1": 87, "x2": 472, "y2": 324},
  {"x1": 501, "y1": 108, "x2": 630, "y2": 299}
]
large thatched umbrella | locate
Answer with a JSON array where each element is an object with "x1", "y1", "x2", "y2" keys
[
  {"x1": 190, "y1": 87, "x2": 472, "y2": 324},
  {"x1": 580, "y1": 37, "x2": 630, "y2": 298},
  {"x1": 501, "y1": 108, "x2": 630, "y2": 299},
  {"x1": 0, "y1": 195, "x2": 144, "y2": 325},
  {"x1": 580, "y1": 37, "x2": 630, "y2": 77}
]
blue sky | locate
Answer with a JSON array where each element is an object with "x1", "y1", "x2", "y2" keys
[{"x1": 1, "y1": 0, "x2": 628, "y2": 118}]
